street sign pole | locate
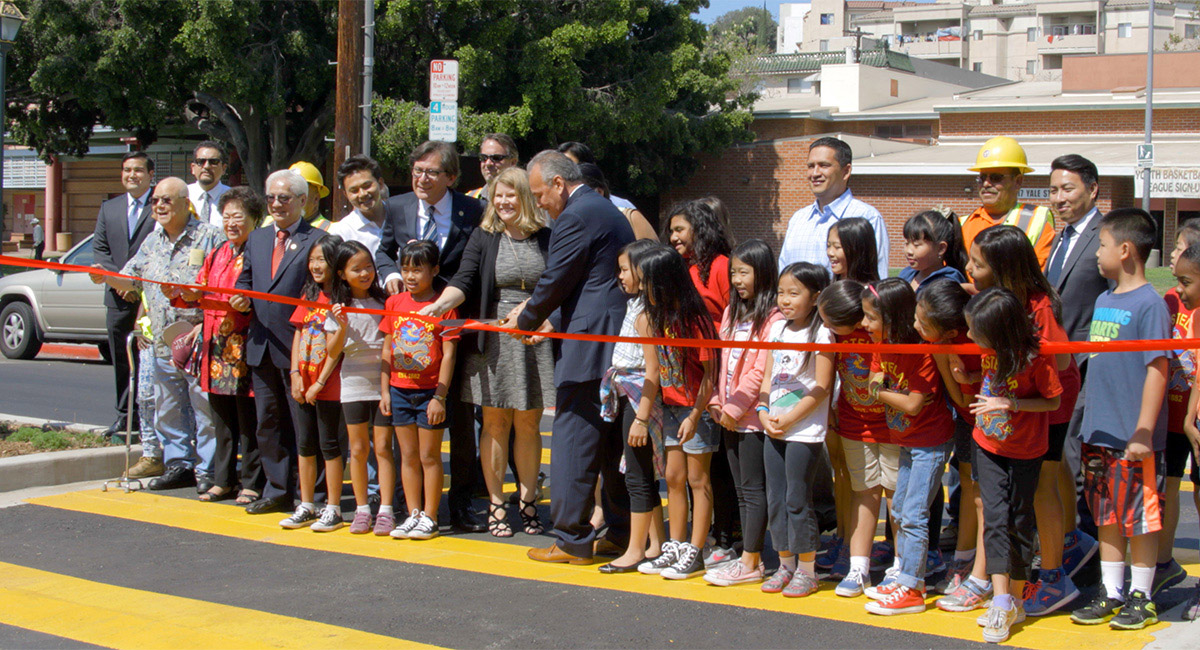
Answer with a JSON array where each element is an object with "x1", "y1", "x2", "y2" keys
[
  {"x1": 429, "y1": 59, "x2": 459, "y2": 143},
  {"x1": 1142, "y1": 0, "x2": 1155, "y2": 213}
]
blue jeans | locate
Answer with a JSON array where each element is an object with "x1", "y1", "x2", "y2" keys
[
  {"x1": 136, "y1": 345, "x2": 161, "y2": 458},
  {"x1": 152, "y1": 355, "x2": 215, "y2": 475},
  {"x1": 893, "y1": 440, "x2": 951, "y2": 589}
]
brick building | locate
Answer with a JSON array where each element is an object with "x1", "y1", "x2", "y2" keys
[{"x1": 663, "y1": 49, "x2": 1200, "y2": 269}]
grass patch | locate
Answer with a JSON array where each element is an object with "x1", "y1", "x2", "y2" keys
[{"x1": 0, "y1": 422, "x2": 110, "y2": 457}]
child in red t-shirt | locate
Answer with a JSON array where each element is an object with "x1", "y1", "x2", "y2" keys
[
  {"x1": 861, "y1": 278, "x2": 954, "y2": 616},
  {"x1": 966, "y1": 287, "x2": 1062, "y2": 643},
  {"x1": 378, "y1": 241, "x2": 458, "y2": 541},
  {"x1": 632, "y1": 246, "x2": 716, "y2": 580}
]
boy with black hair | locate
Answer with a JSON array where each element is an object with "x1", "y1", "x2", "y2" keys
[{"x1": 1070, "y1": 208, "x2": 1170, "y2": 630}]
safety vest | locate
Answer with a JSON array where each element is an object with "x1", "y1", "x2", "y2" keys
[{"x1": 961, "y1": 203, "x2": 1053, "y2": 248}]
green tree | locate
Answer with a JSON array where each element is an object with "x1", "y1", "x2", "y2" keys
[{"x1": 708, "y1": 5, "x2": 777, "y2": 54}]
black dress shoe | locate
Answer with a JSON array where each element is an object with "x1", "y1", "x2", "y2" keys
[
  {"x1": 196, "y1": 476, "x2": 215, "y2": 494},
  {"x1": 450, "y1": 509, "x2": 486, "y2": 533},
  {"x1": 245, "y1": 496, "x2": 293, "y2": 515},
  {"x1": 598, "y1": 561, "x2": 641, "y2": 574},
  {"x1": 147, "y1": 465, "x2": 196, "y2": 491}
]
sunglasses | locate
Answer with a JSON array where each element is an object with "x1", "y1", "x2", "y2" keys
[
  {"x1": 976, "y1": 172, "x2": 1013, "y2": 185},
  {"x1": 149, "y1": 196, "x2": 180, "y2": 206},
  {"x1": 265, "y1": 194, "x2": 296, "y2": 204},
  {"x1": 193, "y1": 157, "x2": 224, "y2": 167},
  {"x1": 479, "y1": 153, "x2": 511, "y2": 164}
]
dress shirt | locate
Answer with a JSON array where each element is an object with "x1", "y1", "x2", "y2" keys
[
  {"x1": 127, "y1": 189, "x2": 152, "y2": 238},
  {"x1": 188, "y1": 181, "x2": 231, "y2": 228},
  {"x1": 610, "y1": 194, "x2": 636, "y2": 211},
  {"x1": 777, "y1": 189, "x2": 889, "y2": 280},
  {"x1": 417, "y1": 191, "x2": 454, "y2": 251},
  {"x1": 329, "y1": 209, "x2": 384, "y2": 258},
  {"x1": 1054, "y1": 207, "x2": 1100, "y2": 265}
]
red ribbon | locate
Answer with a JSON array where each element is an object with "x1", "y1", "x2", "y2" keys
[{"x1": 3, "y1": 254, "x2": 1195, "y2": 356}]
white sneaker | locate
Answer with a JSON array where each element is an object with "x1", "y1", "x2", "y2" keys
[
  {"x1": 407, "y1": 511, "x2": 439, "y2": 540},
  {"x1": 390, "y1": 509, "x2": 421, "y2": 539},
  {"x1": 310, "y1": 506, "x2": 344, "y2": 532},
  {"x1": 279, "y1": 505, "x2": 317, "y2": 529},
  {"x1": 638, "y1": 540, "x2": 680, "y2": 575}
]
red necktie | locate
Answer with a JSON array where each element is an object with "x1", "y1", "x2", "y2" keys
[{"x1": 271, "y1": 229, "x2": 289, "y2": 278}]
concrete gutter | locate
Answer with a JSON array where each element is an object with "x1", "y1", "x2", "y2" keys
[{"x1": 1, "y1": 413, "x2": 140, "y2": 493}]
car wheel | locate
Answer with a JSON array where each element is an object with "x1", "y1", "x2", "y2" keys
[{"x1": 1, "y1": 301, "x2": 43, "y2": 360}]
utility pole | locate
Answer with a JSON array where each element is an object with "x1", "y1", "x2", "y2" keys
[
  {"x1": 333, "y1": 0, "x2": 364, "y2": 220},
  {"x1": 362, "y1": 0, "x2": 375, "y2": 157},
  {"x1": 1141, "y1": 0, "x2": 1155, "y2": 214}
]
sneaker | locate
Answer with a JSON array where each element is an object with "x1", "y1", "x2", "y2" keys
[
  {"x1": 407, "y1": 511, "x2": 439, "y2": 540},
  {"x1": 870, "y1": 541, "x2": 895, "y2": 570},
  {"x1": 816, "y1": 537, "x2": 842, "y2": 571},
  {"x1": 638, "y1": 540, "x2": 680, "y2": 575},
  {"x1": 390, "y1": 509, "x2": 421, "y2": 539},
  {"x1": 279, "y1": 505, "x2": 317, "y2": 529},
  {"x1": 661, "y1": 543, "x2": 704, "y2": 580},
  {"x1": 829, "y1": 545, "x2": 851, "y2": 579},
  {"x1": 783, "y1": 569, "x2": 820, "y2": 598},
  {"x1": 762, "y1": 565, "x2": 794, "y2": 594},
  {"x1": 1061, "y1": 529, "x2": 1099, "y2": 579},
  {"x1": 310, "y1": 507, "x2": 345, "y2": 532},
  {"x1": 925, "y1": 548, "x2": 947, "y2": 578},
  {"x1": 1109, "y1": 590, "x2": 1157, "y2": 630},
  {"x1": 1183, "y1": 584, "x2": 1200, "y2": 621},
  {"x1": 934, "y1": 558, "x2": 973, "y2": 595},
  {"x1": 982, "y1": 601, "x2": 1023, "y2": 643},
  {"x1": 1024, "y1": 567, "x2": 1080, "y2": 616},
  {"x1": 865, "y1": 584, "x2": 926, "y2": 615},
  {"x1": 835, "y1": 567, "x2": 872, "y2": 598},
  {"x1": 705, "y1": 560, "x2": 766, "y2": 586},
  {"x1": 937, "y1": 578, "x2": 992, "y2": 612},
  {"x1": 978, "y1": 600, "x2": 1026, "y2": 627},
  {"x1": 864, "y1": 566, "x2": 901, "y2": 600},
  {"x1": 703, "y1": 545, "x2": 737, "y2": 570},
  {"x1": 1069, "y1": 593, "x2": 1123, "y2": 625},
  {"x1": 372, "y1": 510, "x2": 396, "y2": 536},
  {"x1": 125, "y1": 456, "x2": 165, "y2": 479},
  {"x1": 349, "y1": 509, "x2": 372, "y2": 534},
  {"x1": 1152, "y1": 559, "x2": 1187, "y2": 597}
]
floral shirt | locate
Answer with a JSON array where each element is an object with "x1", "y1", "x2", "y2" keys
[
  {"x1": 121, "y1": 218, "x2": 223, "y2": 358},
  {"x1": 191, "y1": 241, "x2": 253, "y2": 395}
]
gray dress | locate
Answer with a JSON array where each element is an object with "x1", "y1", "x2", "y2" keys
[{"x1": 460, "y1": 234, "x2": 556, "y2": 410}]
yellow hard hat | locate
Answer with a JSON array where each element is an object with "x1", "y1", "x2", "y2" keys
[
  {"x1": 289, "y1": 161, "x2": 330, "y2": 198},
  {"x1": 969, "y1": 136, "x2": 1033, "y2": 174}
]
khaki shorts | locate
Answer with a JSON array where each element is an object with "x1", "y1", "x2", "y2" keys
[{"x1": 842, "y1": 438, "x2": 900, "y2": 492}]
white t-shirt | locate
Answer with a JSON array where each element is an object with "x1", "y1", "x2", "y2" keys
[
  {"x1": 766, "y1": 319, "x2": 832, "y2": 443},
  {"x1": 324, "y1": 297, "x2": 385, "y2": 403}
]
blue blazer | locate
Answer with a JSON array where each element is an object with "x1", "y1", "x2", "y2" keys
[
  {"x1": 235, "y1": 220, "x2": 324, "y2": 368},
  {"x1": 517, "y1": 185, "x2": 634, "y2": 386},
  {"x1": 375, "y1": 190, "x2": 483, "y2": 285}
]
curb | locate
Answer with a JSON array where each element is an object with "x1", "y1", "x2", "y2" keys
[
  {"x1": 1, "y1": 413, "x2": 138, "y2": 492},
  {"x1": 1, "y1": 413, "x2": 109, "y2": 435}
]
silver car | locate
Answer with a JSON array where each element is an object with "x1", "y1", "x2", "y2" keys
[{"x1": 0, "y1": 235, "x2": 110, "y2": 360}]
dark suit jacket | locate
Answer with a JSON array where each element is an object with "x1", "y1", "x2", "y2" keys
[
  {"x1": 448, "y1": 226, "x2": 552, "y2": 355},
  {"x1": 517, "y1": 185, "x2": 634, "y2": 386},
  {"x1": 92, "y1": 193, "x2": 155, "y2": 310},
  {"x1": 375, "y1": 190, "x2": 483, "y2": 285},
  {"x1": 1046, "y1": 208, "x2": 1113, "y2": 364},
  {"x1": 235, "y1": 220, "x2": 324, "y2": 368}
]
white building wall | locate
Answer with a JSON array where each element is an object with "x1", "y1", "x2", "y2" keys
[{"x1": 779, "y1": 2, "x2": 811, "y2": 53}]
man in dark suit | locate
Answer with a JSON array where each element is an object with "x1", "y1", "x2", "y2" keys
[
  {"x1": 232, "y1": 169, "x2": 325, "y2": 515},
  {"x1": 513, "y1": 150, "x2": 633, "y2": 564},
  {"x1": 375, "y1": 140, "x2": 485, "y2": 532},
  {"x1": 90, "y1": 151, "x2": 156, "y2": 446},
  {"x1": 1045, "y1": 153, "x2": 1109, "y2": 563}
]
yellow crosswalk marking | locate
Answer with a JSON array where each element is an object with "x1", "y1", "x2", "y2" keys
[
  {"x1": 27, "y1": 489, "x2": 1170, "y2": 650},
  {"x1": 0, "y1": 561, "x2": 444, "y2": 649}
]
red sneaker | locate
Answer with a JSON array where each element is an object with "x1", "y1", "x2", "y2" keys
[{"x1": 865, "y1": 584, "x2": 927, "y2": 616}]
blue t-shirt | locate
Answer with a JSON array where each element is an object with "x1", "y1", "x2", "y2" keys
[
  {"x1": 898, "y1": 265, "x2": 967, "y2": 294},
  {"x1": 1080, "y1": 283, "x2": 1170, "y2": 451}
]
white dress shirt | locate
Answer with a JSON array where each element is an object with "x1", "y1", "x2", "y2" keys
[
  {"x1": 127, "y1": 189, "x2": 152, "y2": 238},
  {"x1": 329, "y1": 209, "x2": 384, "y2": 258},
  {"x1": 1055, "y1": 206, "x2": 1100, "y2": 264},
  {"x1": 188, "y1": 181, "x2": 231, "y2": 228},
  {"x1": 417, "y1": 191, "x2": 454, "y2": 251}
]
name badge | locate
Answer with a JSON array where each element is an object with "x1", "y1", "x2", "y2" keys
[{"x1": 188, "y1": 248, "x2": 205, "y2": 266}]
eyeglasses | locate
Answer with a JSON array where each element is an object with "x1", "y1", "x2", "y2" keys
[
  {"x1": 976, "y1": 172, "x2": 1014, "y2": 185},
  {"x1": 265, "y1": 194, "x2": 296, "y2": 204},
  {"x1": 479, "y1": 154, "x2": 511, "y2": 164},
  {"x1": 149, "y1": 196, "x2": 180, "y2": 206},
  {"x1": 193, "y1": 157, "x2": 224, "y2": 167},
  {"x1": 412, "y1": 168, "x2": 445, "y2": 179}
]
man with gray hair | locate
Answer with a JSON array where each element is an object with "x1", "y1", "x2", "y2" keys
[
  {"x1": 232, "y1": 169, "x2": 325, "y2": 514},
  {"x1": 510, "y1": 150, "x2": 633, "y2": 565}
]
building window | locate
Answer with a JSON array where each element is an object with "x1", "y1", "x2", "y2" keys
[
  {"x1": 1118, "y1": 23, "x2": 1132, "y2": 38},
  {"x1": 820, "y1": 13, "x2": 834, "y2": 25},
  {"x1": 873, "y1": 123, "x2": 933, "y2": 139},
  {"x1": 973, "y1": 29, "x2": 983, "y2": 41},
  {"x1": 890, "y1": 79, "x2": 899, "y2": 97},
  {"x1": 787, "y1": 77, "x2": 813, "y2": 93},
  {"x1": 973, "y1": 62, "x2": 983, "y2": 72},
  {"x1": 1026, "y1": 60, "x2": 1038, "y2": 74},
  {"x1": 1186, "y1": 24, "x2": 1199, "y2": 39},
  {"x1": 819, "y1": 39, "x2": 829, "y2": 51},
  {"x1": 1027, "y1": 27, "x2": 1037, "y2": 42}
]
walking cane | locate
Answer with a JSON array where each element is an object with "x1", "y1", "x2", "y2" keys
[{"x1": 102, "y1": 331, "x2": 145, "y2": 493}]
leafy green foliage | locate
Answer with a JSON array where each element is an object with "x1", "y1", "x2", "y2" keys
[{"x1": 708, "y1": 5, "x2": 778, "y2": 55}]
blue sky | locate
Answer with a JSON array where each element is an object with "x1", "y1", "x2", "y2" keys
[{"x1": 694, "y1": 0, "x2": 786, "y2": 23}]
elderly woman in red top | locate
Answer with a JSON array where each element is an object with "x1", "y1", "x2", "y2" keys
[{"x1": 173, "y1": 186, "x2": 265, "y2": 503}]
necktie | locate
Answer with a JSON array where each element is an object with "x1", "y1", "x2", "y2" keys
[
  {"x1": 271, "y1": 229, "x2": 289, "y2": 278},
  {"x1": 127, "y1": 198, "x2": 141, "y2": 239},
  {"x1": 200, "y1": 191, "x2": 211, "y2": 224},
  {"x1": 1045, "y1": 224, "x2": 1075, "y2": 286},
  {"x1": 421, "y1": 205, "x2": 438, "y2": 243}
]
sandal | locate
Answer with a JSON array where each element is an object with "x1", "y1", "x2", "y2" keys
[
  {"x1": 488, "y1": 502, "x2": 513, "y2": 538},
  {"x1": 520, "y1": 498, "x2": 544, "y2": 535},
  {"x1": 235, "y1": 489, "x2": 260, "y2": 506},
  {"x1": 199, "y1": 486, "x2": 235, "y2": 503}
]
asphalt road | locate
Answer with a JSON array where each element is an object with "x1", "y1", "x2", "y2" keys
[{"x1": 0, "y1": 354, "x2": 115, "y2": 427}]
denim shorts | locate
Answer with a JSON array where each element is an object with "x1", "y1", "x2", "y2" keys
[
  {"x1": 662, "y1": 404, "x2": 720, "y2": 454},
  {"x1": 389, "y1": 385, "x2": 441, "y2": 429}
]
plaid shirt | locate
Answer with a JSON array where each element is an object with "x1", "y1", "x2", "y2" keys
[{"x1": 777, "y1": 189, "x2": 889, "y2": 280}]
